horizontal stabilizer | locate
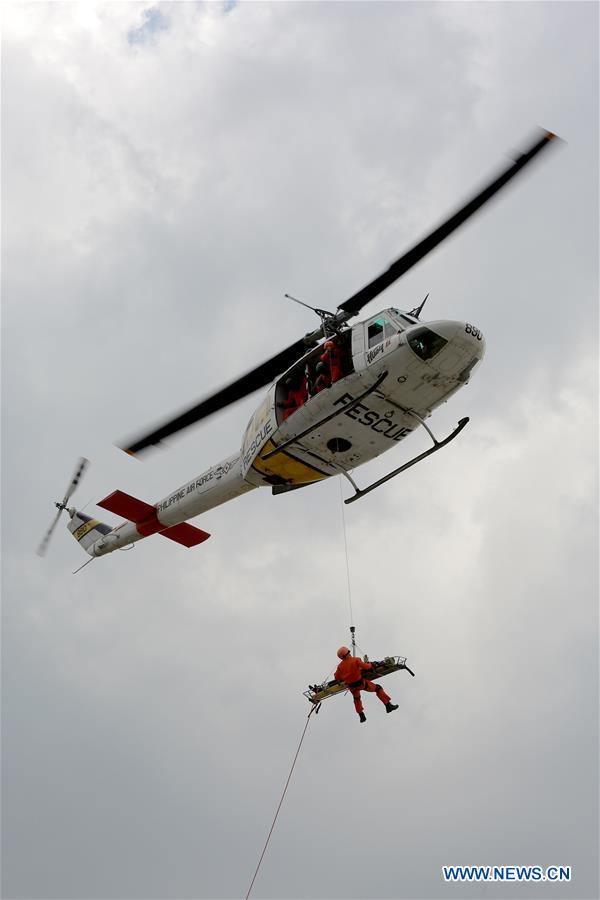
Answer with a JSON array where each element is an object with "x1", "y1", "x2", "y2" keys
[
  {"x1": 97, "y1": 489, "x2": 211, "y2": 547},
  {"x1": 97, "y1": 490, "x2": 155, "y2": 522},
  {"x1": 160, "y1": 523, "x2": 211, "y2": 547}
]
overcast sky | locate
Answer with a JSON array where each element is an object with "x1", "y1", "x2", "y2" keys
[{"x1": 2, "y1": 3, "x2": 598, "y2": 899}]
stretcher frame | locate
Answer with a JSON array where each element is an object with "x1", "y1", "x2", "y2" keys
[{"x1": 303, "y1": 655, "x2": 415, "y2": 705}]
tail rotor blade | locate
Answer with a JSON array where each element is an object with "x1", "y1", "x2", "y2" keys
[
  {"x1": 37, "y1": 457, "x2": 89, "y2": 557},
  {"x1": 36, "y1": 508, "x2": 65, "y2": 557},
  {"x1": 62, "y1": 457, "x2": 89, "y2": 505}
]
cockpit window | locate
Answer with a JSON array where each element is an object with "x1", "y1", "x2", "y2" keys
[
  {"x1": 367, "y1": 318, "x2": 386, "y2": 348},
  {"x1": 408, "y1": 326, "x2": 447, "y2": 361}
]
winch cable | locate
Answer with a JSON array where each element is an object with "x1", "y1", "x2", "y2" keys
[
  {"x1": 246, "y1": 478, "x2": 364, "y2": 898},
  {"x1": 244, "y1": 704, "x2": 318, "y2": 900},
  {"x1": 339, "y1": 477, "x2": 355, "y2": 633},
  {"x1": 338, "y1": 478, "x2": 369, "y2": 660}
]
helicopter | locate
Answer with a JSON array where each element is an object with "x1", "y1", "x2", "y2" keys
[{"x1": 38, "y1": 129, "x2": 559, "y2": 564}]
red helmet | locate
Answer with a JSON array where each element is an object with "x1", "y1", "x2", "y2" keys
[
  {"x1": 337, "y1": 646, "x2": 350, "y2": 659},
  {"x1": 324, "y1": 341, "x2": 335, "y2": 350}
]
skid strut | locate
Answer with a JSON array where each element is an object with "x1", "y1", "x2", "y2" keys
[{"x1": 344, "y1": 415, "x2": 469, "y2": 504}]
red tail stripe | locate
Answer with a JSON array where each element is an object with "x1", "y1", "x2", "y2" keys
[
  {"x1": 97, "y1": 490, "x2": 155, "y2": 522},
  {"x1": 97, "y1": 490, "x2": 211, "y2": 544},
  {"x1": 160, "y1": 523, "x2": 211, "y2": 547}
]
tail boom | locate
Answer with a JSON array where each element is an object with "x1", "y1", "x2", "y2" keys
[{"x1": 77, "y1": 452, "x2": 256, "y2": 558}]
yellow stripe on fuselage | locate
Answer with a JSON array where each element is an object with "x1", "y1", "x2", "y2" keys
[
  {"x1": 252, "y1": 439, "x2": 328, "y2": 485},
  {"x1": 73, "y1": 519, "x2": 101, "y2": 542}
]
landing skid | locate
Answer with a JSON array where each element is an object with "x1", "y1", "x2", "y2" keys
[{"x1": 341, "y1": 414, "x2": 470, "y2": 504}]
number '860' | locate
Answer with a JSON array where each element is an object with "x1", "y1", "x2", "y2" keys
[{"x1": 465, "y1": 323, "x2": 483, "y2": 340}]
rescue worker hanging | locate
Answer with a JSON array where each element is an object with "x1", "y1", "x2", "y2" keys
[{"x1": 335, "y1": 646, "x2": 399, "y2": 723}]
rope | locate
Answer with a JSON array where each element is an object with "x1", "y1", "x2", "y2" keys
[
  {"x1": 245, "y1": 706, "x2": 316, "y2": 900},
  {"x1": 338, "y1": 477, "x2": 354, "y2": 628}
]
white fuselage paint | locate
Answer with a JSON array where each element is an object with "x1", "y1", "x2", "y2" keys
[
  {"x1": 84, "y1": 310, "x2": 485, "y2": 557},
  {"x1": 89, "y1": 454, "x2": 255, "y2": 556}
]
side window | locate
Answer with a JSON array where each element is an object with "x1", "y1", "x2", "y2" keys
[
  {"x1": 367, "y1": 318, "x2": 385, "y2": 348},
  {"x1": 384, "y1": 321, "x2": 396, "y2": 339}
]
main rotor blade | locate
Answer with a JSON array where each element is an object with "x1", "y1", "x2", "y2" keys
[
  {"x1": 121, "y1": 336, "x2": 314, "y2": 456},
  {"x1": 337, "y1": 129, "x2": 559, "y2": 316},
  {"x1": 62, "y1": 457, "x2": 89, "y2": 504},
  {"x1": 121, "y1": 129, "x2": 559, "y2": 457},
  {"x1": 36, "y1": 508, "x2": 64, "y2": 557}
]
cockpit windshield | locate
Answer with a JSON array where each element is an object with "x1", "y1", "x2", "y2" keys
[{"x1": 407, "y1": 326, "x2": 447, "y2": 361}]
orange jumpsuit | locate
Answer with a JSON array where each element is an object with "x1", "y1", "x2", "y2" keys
[
  {"x1": 321, "y1": 343, "x2": 344, "y2": 383},
  {"x1": 282, "y1": 383, "x2": 308, "y2": 420},
  {"x1": 334, "y1": 655, "x2": 391, "y2": 715}
]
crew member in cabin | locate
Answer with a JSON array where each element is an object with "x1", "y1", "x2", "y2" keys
[
  {"x1": 321, "y1": 339, "x2": 345, "y2": 383},
  {"x1": 314, "y1": 360, "x2": 331, "y2": 393},
  {"x1": 282, "y1": 376, "x2": 307, "y2": 420},
  {"x1": 334, "y1": 646, "x2": 398, "y2": 723},
  {"x1": 304, "y1": 361, "x2": 317, "y2": 398}
]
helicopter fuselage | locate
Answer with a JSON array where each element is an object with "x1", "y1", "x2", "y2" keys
[
  {"x1": 48, "y1": 126, "x2": 559, "y2": 564},
  {"x1": 79, "y1": 307, "x2": 485, "y2": 557}
]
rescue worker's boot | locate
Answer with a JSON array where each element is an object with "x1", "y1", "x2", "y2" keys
[
  {"x1": 359, "y1": 712, "x2": 367, "y2": 723},
  {"x1": 385, "y1": 702, "x2": 398, "y2": 713}
]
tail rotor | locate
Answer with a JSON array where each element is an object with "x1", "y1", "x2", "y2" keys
[{"x1": 37, "y1": 457, "x2": 89, "y2": 557}]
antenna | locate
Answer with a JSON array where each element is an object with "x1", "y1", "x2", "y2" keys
[
  {"x1": 284, "y1": 294, "x2": 339, "y2": 338},
  {"x1": 410, "y1": 292, "x2": 430, "y2": 319}
]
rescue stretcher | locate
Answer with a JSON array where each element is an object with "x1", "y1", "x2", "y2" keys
[{"x1": 304, "y1": 655, "x2": 415, "y2": 705}]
